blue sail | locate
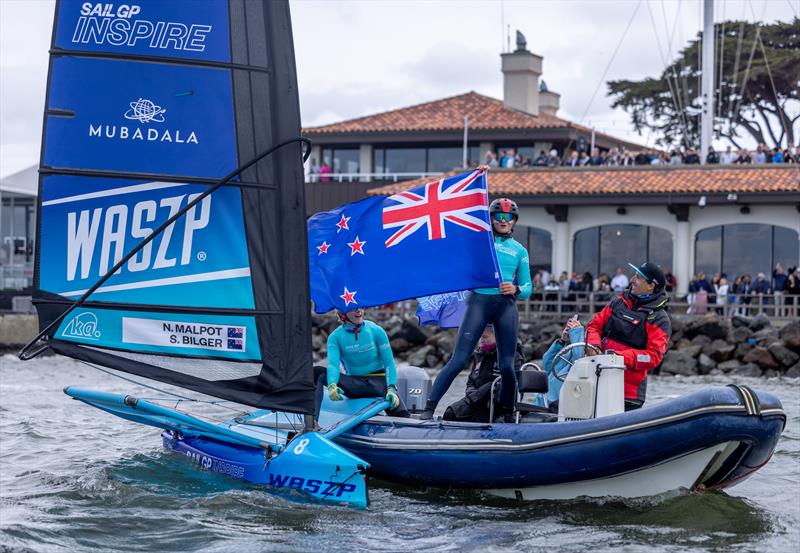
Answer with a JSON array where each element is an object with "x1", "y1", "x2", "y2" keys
[{"x1": 33, "y1": 0, "x2": 315, "y2": 413}]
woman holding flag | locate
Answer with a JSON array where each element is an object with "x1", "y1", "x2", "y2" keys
[{"x1": 420, "y1": 196, "x2": 532, "y2": 421}]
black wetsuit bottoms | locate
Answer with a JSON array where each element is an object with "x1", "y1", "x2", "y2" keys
[
  {"x1": 313, "y1": 366, "x2": 410, "y2": 418},
  {"x1": 429, "y1": 293, "x2": 519, "y2": 411}
]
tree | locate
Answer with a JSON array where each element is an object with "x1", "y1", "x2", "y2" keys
[{"x1": 607, "y1": 18, "x2": 800, "y2": 150}]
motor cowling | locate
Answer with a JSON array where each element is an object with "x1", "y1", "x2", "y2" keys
[{"x1": 558, "y1": 354, "x2": 626, "y2": 421}]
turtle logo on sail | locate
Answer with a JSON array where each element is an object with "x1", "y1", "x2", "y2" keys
[
  {"x1": 62, "y1": 312, "x2": 102, "y2": 341},
  {"x1": 124, "y1": 98, "x2": 166, "y2": 123}
]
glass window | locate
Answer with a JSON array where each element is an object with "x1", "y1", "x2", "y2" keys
[
  {"x1": 773, "y1": 226, "x2": 799, "y2": 272},
  {"x1": 320, "y1": 147, "x2": 359, "y2": 173},
  {"x1": 528, "y1": 227, "x2": 552, "y2": 273},
  {"x1": 648, "y1": 227, "x2": 674, "y2": 273},
  {"x1": 600, "y1": 224, "x2": 647, "y2": 277},
  {"x1": 384, "y1": 148, "x2": 426, "y2": 173},
  {"x1": 573, "y1": 227, "x2": 599, "y2": 277},
  {"x1": 427, "y1": 147, "x2": 464, "y2": 173},
  {"x1": 722, "y1": 223, "x2": 771, "y2": 280},
  {"x1": 373, "y1": 148, "x2": 385, "y2": 174},
  {"x1": 695, "y1": 226, "x2": 721, "y2": 278}
]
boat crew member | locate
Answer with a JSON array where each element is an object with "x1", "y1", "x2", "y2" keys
[
  {"x1": 586, "y1": 262, "x2": 672, "y2": 410},
  {"x1": 316, "y1": 308, "x2": 410, "y2": 417},
  {"x1": 533, "y1": 316, "x2": 585, "y2": 413},
  {"x1": 420, "y1": 197, "x2": 532, "y2": 421}
]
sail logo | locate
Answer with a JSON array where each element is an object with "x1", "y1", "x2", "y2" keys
[
  {"x1": 124, "y1": 98, "x2": 165, "y2": 123},
  {"x1": 66, "y1": 193, "x2": 210, "y2": 282},
  {"x1": 71, "y1": 3, "x2": 213, "y2": 54},
  {"x1": 87, "y1": 97, "x2": 198, "y2": 145},
  {"x1": 61, "y1": 311, "x2": 102, "y2": 340}
]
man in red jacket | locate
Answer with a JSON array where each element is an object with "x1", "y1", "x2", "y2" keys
[{"x1": 586, "y1": 262, "x2": 671, "y2": 410}]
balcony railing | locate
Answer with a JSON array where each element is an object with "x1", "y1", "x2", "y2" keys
[
  {"x1": 370, "y1": 292, "x2": 800, "y2": 322},
  {"x1": 306, "y1": 172, "x2": 443, "y2": 184}
]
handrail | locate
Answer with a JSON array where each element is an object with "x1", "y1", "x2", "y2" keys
[{"x1": 306, "y1": 171, "x2": 444, "y2": 183}]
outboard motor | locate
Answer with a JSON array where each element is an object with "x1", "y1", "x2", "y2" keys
[
  {"x1": 396, "y1": 365, "x2": 432, "y2": 413},
  {"x1": 557, "y1": 345, "x2": 626, "y2": 421}
]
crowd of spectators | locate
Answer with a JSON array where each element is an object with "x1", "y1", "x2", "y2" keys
[{"x1": 485, "y1": 144, "x2": 798, "y2": 169}]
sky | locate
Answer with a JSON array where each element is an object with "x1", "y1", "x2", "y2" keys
[{"x1": 1, "y1": 0, "x2": 796, "y2": 178}]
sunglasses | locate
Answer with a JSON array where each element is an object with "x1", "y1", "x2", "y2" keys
[{"x1": 493, "y1": 213, "x2": 513, "y2": 222}]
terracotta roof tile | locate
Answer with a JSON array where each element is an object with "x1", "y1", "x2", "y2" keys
[
  {"x1": 366, "y1": 165, "x2": 800, "y2": 197},
  {"x1": 303, "y1": 91, "x2": 586, "y2": 134}
]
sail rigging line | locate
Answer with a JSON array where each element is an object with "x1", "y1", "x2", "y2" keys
[
  {"x1": 659, "y1": 0, "x2": 692, "y2": 147},
  {"x1": 648, "y1": 0, "x2": 692, "y2": 148},
  {"x1": 19, "y1": 136, "x2": 312, "y2": 361},
  {"x1": 728, "y1": 1, "x2": 768, "y2": 138}
]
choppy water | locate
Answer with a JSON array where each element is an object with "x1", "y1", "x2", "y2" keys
[{"x1": 1, "y1": 354, "x2": 798, "y2": 552}]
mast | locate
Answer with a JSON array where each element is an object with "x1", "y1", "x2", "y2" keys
[{"x1": 700, "y1": 0, "x2": 715, "y2": 162}]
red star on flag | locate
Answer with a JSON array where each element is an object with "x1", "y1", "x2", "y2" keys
[
  {"x1": 340, "y1": 286, "x2": 357, "y2": 306},
  {"x1": 336, "y1": 214, "x2": 351, "y2": 233},
  {"x1": 316, "y1": 241, "x2": 330, "y2": 255},
  {"x1": 347, "y1": 236, "x2": 366, "y2": 255}
]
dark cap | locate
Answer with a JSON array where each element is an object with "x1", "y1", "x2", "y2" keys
[{"x1": 628, "y1": 262, "x2": 666, "y2": 292}]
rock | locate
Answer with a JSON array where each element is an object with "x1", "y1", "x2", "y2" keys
[
  {"x1": 406, "y1": 345, "x2": 433, "y2": 366},
  {"x1": 730, "y1": 325, "x2": 754, "y2": 343},
  {"x1": 731, "y1": 314, "x2": 752, "y2": 328},
  {"x1": 732, "y1": 363, "x2": 763, "y2": 377},
  {"x1": 734, "y1": 343, "x2": 753, "y2": 360},
  {"x1": 425, "y1": 354, "x2": 440, "y2": 368},
  {"x1": 390, "y1": 338, "x2": 410, "y2": 352},
  {"x1": 311, "y1": 333, "x2": 326, "y2": 351},
  {"x1": 749, "y1": 313, "x2": 771, "y2": 331},
  {"x1": 675, "y1": 338, "x2": 693, "y2": 350},
  {"x1": 670, "y1": 317, "x2": 686, "y2": 335},
  {"x1": 401, "y1": 320, "x2": 431, "y2": 346},
  {"x1": 697, "y1": 353, "x2": 715, "y2": 375},
  {"x1": 779, "y1": 320, "x2": 800, "y2": 349},
  {"x1": 660, "y1": 350, "x2": 698, "y2": 376},
  {"x1": 703, "y1": 339, "x2": 735, "y2": 362},
  {"x1": 717, "y1": 360, "x2": 741, "y2": 373},
  {"x1": 522, "y1": 340, "x2": 536, "y2": 360},
  {"x1": 685, "y1": 315, "x2": 729, "y2": 340},
  {"x1": 742, "y1": 347, "x2": 779, "y2": 369},
  {"x1": 763, "y1": 369, "x2": 780, "y2": 379},
  {"x1": 680, "y1": 344, "x2": 703, "y2": 358},
  {"x1": 690, "y1": 334, "x2": 712, "y2": 347},
  {"x1": 767, "y1": 342, "x2": 800, "y2": 367},
  {"x1": 754, "y1": 327, "x2": 780, "y2": 344},
  {"x1": 785, "y1": 363, "x2": 800, "y2": 378}
]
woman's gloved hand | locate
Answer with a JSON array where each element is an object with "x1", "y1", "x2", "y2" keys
[
  {"x1": 327, "y1": 383, "x2": 344, "y2": 401},
  {"x1": 385, "y1": 385, "x2": 400, "y2": 410}
]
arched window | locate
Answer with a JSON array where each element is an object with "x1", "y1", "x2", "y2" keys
[
  {"x1": 694, "y1": 224, "x2": 799, "y2": 279},
  {"x1": 514, "y1": 225, "x2": 552, "y2": 273},
  {"x1": 573, "y1": 225, "x2": 673, "y2": 279}
]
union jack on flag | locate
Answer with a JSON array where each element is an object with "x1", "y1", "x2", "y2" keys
[
  {"x1": 382, "y1": 170, "x2": 491, "y2": 247},
  {"x1": 307, "y1": 169, "x2": 500, "y2": 313}
]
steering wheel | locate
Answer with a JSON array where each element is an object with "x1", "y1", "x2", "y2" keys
[{"x1": 552, "y1": 342, "x2": 602, "y2": 382}]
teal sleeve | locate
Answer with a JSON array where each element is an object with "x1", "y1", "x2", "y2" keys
[
  {"x1": 516, "y1": 248, "x2": 532, "y2": 299},
  {"x1": 376, "y1": 327, "x2": 397, "y2": 386},
  {"x1": 326, "y1": 333, "x2": 341, "y2": 385}
]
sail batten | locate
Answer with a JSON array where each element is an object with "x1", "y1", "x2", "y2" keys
[{"x1": 34, "y1": 0, "x2": 314, "y2": 413}]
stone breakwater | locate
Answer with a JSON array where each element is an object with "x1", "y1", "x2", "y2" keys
[{"x1": 311, "y1": 312, "x2": 800, "y2": 379}]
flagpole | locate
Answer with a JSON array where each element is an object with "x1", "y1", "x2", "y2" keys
[{"x1": 462, "y1": 115, "x2": 469, "y2": 168}]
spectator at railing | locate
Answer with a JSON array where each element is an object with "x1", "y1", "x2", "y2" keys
[
  {"x1": 610, "y1": 267, "x2": 629, "y2": 293},
  {"x1": 663, "y1": 268, "x2": 676, "y2": 293},
  {"x1": 485, "y1": 151, "x2": 499, "y2": 168},
  {"x1": 588, "y1": 147, "x2": 605, "y2": 166},
  {"x1": 621, "y1": 151, "x2": 634, "y2": 166},
  {"x1": 532, "y1": 271, "x2": 544, "y2": 304},
  {"x1": 319, "y1": 161, "x2": 331, "y2": 182},
  {"x1": 684, "y1": 149, "x2": 701, "y2": 164},
  {"x1": 579, "y1": 151, "x2": 590, "y2": 166},
  {"x1": 772, "y1": 149, "x2": 784, "y2": 163},
  {"x1": 605, "y1": 147, "x2": 621, "y2": 166},
  {"x1": 307, "y1": 157, "x2": 319, "y2": 182},
  {"x1": 720, "y1": 146, "x2": 736, "y2": 164},
  {"x1": 566, "y1": 150, "x2": 580, "y2": 167},
  {"x1": 773, "y1": 263, "x2": 788, "y2": 317},
  {"x1": 547, "y1": 149, "x2": 561, "y2": 167},
  {"x1": 754, "y1": 144, "x2": 767, "y2": 164},
  {"x1": 669, "y1": 150, "x2": 683, "y2": 164},
  {"x1": 578, "y1": 271, "x2": 594, "y2": 292},
  {"x1": 651, "y1": 151, "x2": 669, "y2": 165},
  {"x1": 705, "y1": 146, "x2": 720, "y2": 164},
  {"x1": 714, "y1": 277, "x2": 729, "y2": 314},
  {"x1": 534, "y1": 150, "x2": 548, "y2": 166},
  {"x1": 544, "y1": 279, "x2": 561, "y2": 312},
  {"x1": 709, "y1": 272, "x2": 722, "y2": 305},
  {"x1": 753, "y1": 272, "x2": 771, "y2": 295},
  {"x1": 734, "y1": 149, "x2": 753, "y2": 164},
  {"x1": 786, "y1": 267, "x2": 800, "y2": 296}
]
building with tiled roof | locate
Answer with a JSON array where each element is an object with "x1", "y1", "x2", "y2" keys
[
  {"x1": 302, "y1": 33, "x2": 799, "y2": 296},
  {"x1": 365, "y1": 164, "x2": 800, "y2": 295}
]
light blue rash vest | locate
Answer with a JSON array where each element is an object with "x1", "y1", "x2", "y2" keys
[
  {"x1": 474, "y1": 235, "x2": 532, "y2": 298},
  {"x1": 326, "y1": 320, "x2": 397, "y2": 387}
]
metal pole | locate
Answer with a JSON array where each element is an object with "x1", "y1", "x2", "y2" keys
[
  {"x1": 700, "y1": 0, "x2": 714, "y2": 162},
  {"x1": 590, "y1": 127, "x2": 596, "y2": 153},
  {"x1": 462, "y1": 116, "x2": 469, "y2": 168}
]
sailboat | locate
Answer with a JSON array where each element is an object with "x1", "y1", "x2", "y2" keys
[{"x1": 22, "y1": 0, "x2": 785, "y2": 508}]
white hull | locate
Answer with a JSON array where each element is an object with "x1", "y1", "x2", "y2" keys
[{"x1": 487, "y1": 442, "x2": 735, "y2": 500}]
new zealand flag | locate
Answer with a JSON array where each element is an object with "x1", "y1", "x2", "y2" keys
[{"x1": 308, "y1": 169, "x2": 500, "y2": 313}]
